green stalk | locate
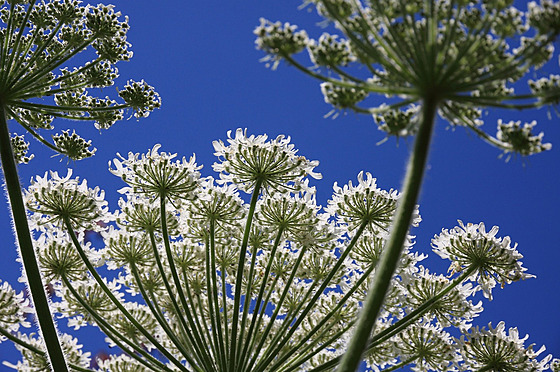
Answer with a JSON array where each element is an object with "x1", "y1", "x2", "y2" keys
[
  {"x1": 236, "y1": 226, "x2": 285, "y2": 369},
  {"x1": 251, "y1": 221, "x2": 368, "y2": 372},
  {"x1": 309, "y1": 268, "x2": 475, "y2": 372},
  {"x1": 0, "y1": 104, "x2": 68, "y2": 371},
  {"x1": 182, "y1": 268, "x2": 218, "y2": 364},
  {"x1": 229, "y1": 179, "x2": 263, "y2": 372},
  {"x1": 129, "y1": 263, "x2": 195, "y2": 364},
  {"x1": 239, "y1": 245, "x2": 309, "y2": 372},
  {"x1": 266, "y1": 264, "x2": 376, "y2": 372},
  {"x1": 206, "y1": 219, "x2": 228, "y2": 371},
  {"x1": 63, "y1": 217, "x2": 192, "y2": 372},
  {"x1": 335, "y1": 96, "x2": 438, "y2": 372},
  {"x1": 158, "y1": 197, "x2": 216, "y2": 369},
  {"x1": 61, "y1": 276, "x2": 174, "y2": 372}
]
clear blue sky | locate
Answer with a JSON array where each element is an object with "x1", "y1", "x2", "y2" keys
[{"x1": 1, "y1": 0, "x2": 559, "y2": 369}]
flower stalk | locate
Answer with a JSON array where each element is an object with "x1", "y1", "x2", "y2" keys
[
  {"x1": 336, "y1": 94, "x2": 438, "y2": 372},
  {"x1": 0, "y1": 104, "x2": 69, "y2": 371}
]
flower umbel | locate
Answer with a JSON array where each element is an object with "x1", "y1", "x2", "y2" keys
[
  {"x1": 1, "y1": 132, "x2": 558, "y2": 371},
  {"x1": 212, "y1": 128, "x2": 321, "y2": 193},
  {"x1": 25, "y1": 169, "x2": 109, "y2": 229},
  {"x1": 109, "y1": 144, "x2": 201, "y2": 200},
  {"x1": 459, "y1": 321, "x2": 552, "y2": 372},
  {"x1": 0, "y1": 0, "x2": 160, "y2": 159},
  {"x1": 431, "y1": 220, "x2": 534, "y2": 299},
  {"x1": 256, "y1": 0, "x2": 560, "y2": 154}
]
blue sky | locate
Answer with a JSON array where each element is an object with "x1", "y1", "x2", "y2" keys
[{"x1": 1, "y1": 0, "x2": 559, "y2": 369}]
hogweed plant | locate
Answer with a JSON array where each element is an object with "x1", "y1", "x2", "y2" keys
[
  {"x1": 0, "y1": 128, "x2": 555, "y2": 372},
  {"x1": 0, "y1": 1, "x2": 558, "y2": 372},
  {"x1": 0, "y1": 0, "x2": 160, "y2": 370},
  {"x1": 255, "y1": 0, "x2": 560, "y2": 370}
]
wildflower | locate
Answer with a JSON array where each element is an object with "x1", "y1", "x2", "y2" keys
[
  {"x1": 257, "y1": 0, "x2": 560, "y2": 152},
  {"x1": 116, "y1": 196, "x2": 179, "y2": 234},
  {"x1": 0, "y1": 0, "x2": 160, "y2": 159},
  {"x1": 110, "y1": 144, "x2": 201, "y2": 200},
  {"x1": 36, "y1": 231, "x2": 87, "y2": 282},
  {"x1": 52, "y1": 130, "x2": 96, "y2": 160},
  {"x1": 431, "y1": 220, "x2": 534, "y2": 299},
  {"x1": 0, "y1": 280, "x2": 32, "y2": 335},
  {"x1": 2, "y1": 132, "x2": 557, "y2": 371},
  {"x1": 307, "y1": 33, "x2": 354, "y2": 68},
  {"x1": 320, "y1": 82, "x2": 368, "y2": 111},
  {"x1": 212, "y1": 128, "x2": 321, "y2": 194},
  {"x1": 392, "y1": 321, "x2": 459, "y2": 372},
  {"x1": 24, "y1": 169, "x2": 109, "y2": 229},
  {"x1": 187, "y1": 177, "x2": 245, "y2": 226},
  {"x1": 256, "y1": 191, "x2": 320, "y2": 238},
  {"x1": 402, "y1": 267, "x2": 483, "y2": 329},
  {"x1": 5, "y1": 333, "x2": 91, "y2": 371},
  {"x1": 496, "y1": 120, "x2": 552, "y2": 159},
  {"x1": 9, "y1": 134, "x2": 33, "y2": 164},
  {"x1": 254, "y1": 18, "x2": 308, "y2": 69},
  {"x1": 326, "y1": 171, "x2": 419, "y2": 232},
  {"x1": 459, "y1": 321, "x2": 552, "y2": 372},
  {"x1": 104, "y1": 229, "x2": 154, "y2": 269}
]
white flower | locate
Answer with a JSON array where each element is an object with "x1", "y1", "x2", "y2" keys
[
  {"x1": 109, "y1": 144, "x2": 201, "y2": 199},
  {"x1": 432, "y1": 220, "x2": 534, "y2": 300},
  {"x1": 25, "y1": 169, "x2": 109, "y2": 229},
  {"x1": 212, "y1": 128, "x2": 321, "y2": 193},
  {"x1": 459, "y1": 321, "x2": 552, "y2": 372},
  {"x1": 0, "y1": 280, "x2": 33, "y2": 335},
  {"x1": 327, "y1": 171, "x2": 420, "y2": 232}
]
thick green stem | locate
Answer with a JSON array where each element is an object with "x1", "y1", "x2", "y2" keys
[
  {"x1": 0, "y1": 104, "x2": 68, "y2": 371},
  {"x1": 335, "y1": 96, "x2": 438, "y2": 372}
]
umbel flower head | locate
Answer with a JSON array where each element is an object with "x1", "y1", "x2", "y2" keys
[
  {"x1": 24, "y1": 169, "x2": 109, "y2": 229},
  {"x1": 459, "y1": 321, "x2": 552, "y2": 372},
  {"x1": 212, "y1": 128, "x2": 321, "y2": 193},
  {"x1": 3, "y1": 130, "x2": 558, "y2": 371},
  {"x1": 255, "y1": 0, "x2": 560, "y2": 155},
  {"x1": 0, "y1": 279, "x2": 33, "y2": 334},
  {"x1": 109, "y1": 144, "x2": 202, "y2": 200},
  {"x1": 0, "y1": 0, "x2": 161, "y2": 160},
  {"x1": 431, "y1": 220, "x2": 533, "y2": 300}
]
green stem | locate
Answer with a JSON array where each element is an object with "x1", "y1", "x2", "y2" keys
[
  {"x1": 335, "y1": 95, "x2": 438, "y2": 372},
  {"x1": 61, "y1": 276, "x2": 173, "y2": 372},
  {"x1": 309, "y1": 268, "x2": 475, "y2": 372},
  {"x1": 0, "y1": 104, "x2": 69, "y2": 371},
  {"x1": 182, "y1": 268, "x2": 218, "y2": 365},
  {"x1": 63, "y1": 218, "x2": 192, "y2": 372},
  {"x1": 158, "y1": 197, "x2": 216, "y2": 369},
  {"x1": 129, "y1": 263, "x2": 195, "y2": 364},
  {"x1": 236, "y1": 226, "x2": 285, "y2": 369},
  {"x1": 268, "y1": 264, "x2": 375, "y2": 372},
  {"x1": 252, "y1": 221, "x2": 368, "y2": 372},
  {"x1": 206, "y1": 219, "x2": 228, "y2": 371},
  {"x1": 239, "y1": 245, "x2": 310, "y2": 372},
  {"x1": 228, "y1": 179, "x2": 263, "y2": 372}
]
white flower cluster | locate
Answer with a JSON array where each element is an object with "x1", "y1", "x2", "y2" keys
[
  {"x1": 0, "y1": 0, "x2": 160, "y2": 161},
  {"x1": 255, "y1": 0, "x2": 560, "y2": 156},
  {"x1": 0, "y1": 131, "x2": 554, "y2": 371},
  {"x1": 432, "y1": 220, "x2": 534, "y2": 300}
]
